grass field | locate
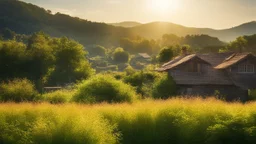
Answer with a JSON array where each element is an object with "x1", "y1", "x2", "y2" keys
[{"x1": 1, "y1": 98, "x2": 256, "y2": 144}]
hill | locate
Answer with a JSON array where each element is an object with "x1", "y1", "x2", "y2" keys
[
  {"x1": 0, "y1": 0, "x2": 255, "y2": 45},
  {"x1": 0, "y1": 0, "x2": 136, "y2": 46},
  {"x1": 129, "y1": 21, "x2": 256, "y2": 42},
  {"x1": 109, "y1": 21, "x2": 142, "y2": 28}
]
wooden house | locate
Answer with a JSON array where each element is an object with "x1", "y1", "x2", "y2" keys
[{"x1": 157, "y1": 51, "x2": 256, "y2": 101}]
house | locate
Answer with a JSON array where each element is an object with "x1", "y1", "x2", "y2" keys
[
  {"x1": 130, "y1": 53, "x2": 151, "y2": 69},
  {"x1": 157, "y1": 49, "x2": 256, "y2": 101}
]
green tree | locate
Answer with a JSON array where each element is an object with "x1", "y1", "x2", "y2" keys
[
  {"x1": 47, "y1": 37, "x2": 94, "y2": 85},
  {"x1": 26, "y1": 32, "x2": 55, "y2": 85},
  {"x1": 0, "y1": 40, "x2": 27, "y2": 80},
  {"x1": 157, "y1": 46, "x2": 174, "y2": 63},
  {"x1": 161, "y1": 34, "x2": 181, "y2": 47},
  {"x1": 113, "y1": 47, "x2": 130, "y2": 63},
  {"x1": 152, "y1": 75, "x2": 176, "y2": 99},
  {"x1": 225, "y1": 36, "x2": 248, "y2": 52},
  {"x1": 87, "y1": 45, "x2": 106, "y2": 56}
]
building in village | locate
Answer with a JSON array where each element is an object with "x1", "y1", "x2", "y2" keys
[{"x1": 157, "y1": 48, "x2": 256, "y2": 101}]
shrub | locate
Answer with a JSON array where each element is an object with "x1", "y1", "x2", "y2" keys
[
  {"x1": 249, "y1": 89, "x2": 256, "y2": 100},
  {"x1": 42, "y1": 90, "x2": 75, "y2": 104},
  {"x1": 157, "y1": 46, "x2": 174, "y2": 63},
  {"x1": 87, "y1": 45, "x2": 106, "y2": 56},
  {"x1": 73, "y1": 74, "x2": 137, "y2": 103},
  {"x1": 0, "y1": 79, "x2": 38, "y2": 102},
  {"x1": 124, "y1": 71, "x2": 161, "y2": 97},
  {"x1": 152, "y1": 74, "x2": 176, "y2": 99},
  {"x1": 113, "y1": 47, "x2": 130, "y2": 63}
]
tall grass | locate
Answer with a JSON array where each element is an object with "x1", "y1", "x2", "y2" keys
[
  {"x1": 0, "y1": 79, "x2": 38, "y2": 102},
  {"x1": 42, "y1": 90, "x2": 75, "y2": 104},
  {"x1": 1, "y1": 98, "x2": 256, "y2": 144}
]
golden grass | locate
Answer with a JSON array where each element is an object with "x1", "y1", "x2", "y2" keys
[{"x1": 0, "y1": 97, "x2": 256, "y2": 144}]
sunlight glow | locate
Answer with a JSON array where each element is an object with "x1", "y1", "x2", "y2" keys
[{"x1": 148, "y1": 0, "x2": 180, "y2": 14}]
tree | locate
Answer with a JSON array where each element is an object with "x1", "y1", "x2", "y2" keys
[
  {"x1": 113, "y1": 47, "x2": 130, "y2": 63},
  {"x1": 161, "y1": 34, "x2": 181, "y2": 47},
  {"x1": 225, "y1": 36, "x2": 247, "y2": 52},
  {"x1": 26, "y1": 32, "x2": 55, "y2": 83},
  {"x1": 152, "y1": 75, "x2": 176, "y2": 99},
  {"x1": 47, "y1": 37, "x2": 94, "y2": 85},
  {"x1": 157, "y1": 46, "x2": 174, "y2": 63},
  {"x1": 0, "y1": 40, "x2": 27, "y2": 80},
  {"x1": 87, "y1": 45, "x2": 106, "y2": 56}
]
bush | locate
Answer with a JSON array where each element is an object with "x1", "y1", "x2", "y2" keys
[
  {"x1": 0, "y1": 79, "x2": 38, "y2": 102},
  {"x1": 42, "y1": 90, "x2": 75, "y2": 104},
  {"x1": 87, "y1": 45, "x2": 106, "y2": 56},
  {"x1": 73, "y1": 74, "x2": 137, "y2": 103},
  {"x1": 249, "y1": 89, "x2": 256, "y2": 100},
  {"x1": 152, "y1": 75, "x2": 176, "y2": 99},
  {"x1": 157, "y1": 46, "x2": 174, "y2": 63},
  {"x1": 124, "y1": 71, "x2": 161, "y2": 97},
  {"x1": 113, "y1": 47, "x2": 130, "y2": 63}
]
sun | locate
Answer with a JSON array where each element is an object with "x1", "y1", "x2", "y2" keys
[{"x1": 148, "y1": 0, "x2": 179, "y2": 14}]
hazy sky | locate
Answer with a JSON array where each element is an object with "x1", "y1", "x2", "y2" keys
[{"x1": 21, "y1": 0, "x2": 256, "y2": 29}]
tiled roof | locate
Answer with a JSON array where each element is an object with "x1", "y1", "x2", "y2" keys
[
  {"x1": 215, "y1": 53, "x2": 253, "y2": 69},
  {"x1": 158, "y1": 54, "x2": 210, "y2": 71}
]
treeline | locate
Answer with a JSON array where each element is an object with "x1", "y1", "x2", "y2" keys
[
  {"x1": 222, "y1": 35, "x2": 256, "y2": 53},
  {"x1": 119, "y1": 34, "x2": 225, "y2": 55},
  {"x1": 0, "y1": 32, "x2": 94, "y2": 90}
]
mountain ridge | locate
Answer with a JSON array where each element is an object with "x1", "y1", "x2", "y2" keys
[{"x1": 0, "y1": 0, "x2": 255, "y2": 44}]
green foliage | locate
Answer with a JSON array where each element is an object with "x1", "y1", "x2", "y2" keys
[
  {"x1": 152, "y1": 75, "x2": 176, "y2": 99},
  {"x1": 162, "y1": 34, "x2": 181, "y2": 46},
  {"x1": 0, "y1": 79, "x2": 38, "y2": 102},
  {"x1": 87, "y1": 45, "x2": 106, "y2": 56},
  {"x1": 42, "y1": 90, "x2": 75, "y2": 104},
  {"x1": 157, "y1": 46, "x2": 174, "y2": 63},
  {"x1": 113, "y1": 47, "x2": 130, "y2": 63},
  {"x1": 124, "y1": 65, "x2": 136, "y2": 75},
  {"x1": 124, "y1": 71, "x2": 161, "y2": 97},
  {"x1": 120, "y1": 37, "x2": 159, "y2": 54},
  {"x1": 0, "y1": 33, "x2": 94, "y2": 88},
  {"x1": 26, "y1": 32, "x2": 55, "y2": 81},
  {"x1": 0, "y1": 40, "x2": 28, "y2": 80},
  {"x1": 224, "y1": 36, "x2": 247, "y2": 52},
  {"x1": 73, "y1": 74, "x2": 137, "y2": 103},
  {"x1": 248, "y1": 89, "x2": 256, "y2": 101}
]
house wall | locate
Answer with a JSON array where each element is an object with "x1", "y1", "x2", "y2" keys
[
  {"x1": 168, "y1": 59, "x2": 232, "y2": 85},
  {"x1": 228, "y1": 57, "x2": 256, "y2": 89},
  {"x1": 177, "y1": 85, "x2": 248, "y2": 101}
]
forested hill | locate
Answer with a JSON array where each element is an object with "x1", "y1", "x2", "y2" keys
[
  {"x1": 0, "y1": 0, "x2": 136, "y2": 46},
  {"x1": 108, "y1": 21, "x2": 142, "y2": 28},
  {"x1": 129, "y1": 21, "x2": 256, "y2": 42},
  {"x1": 0, "y1": 0, "x2": 255, "y2": 46}
]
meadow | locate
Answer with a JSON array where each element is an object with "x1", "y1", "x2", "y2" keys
[{"x1": 1, "y1": 98, "x2": 256, "y2": 144}]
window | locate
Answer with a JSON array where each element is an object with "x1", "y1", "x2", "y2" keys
[
  {"x1": 188, "y1": 62, "x2": 201, "y2": 72},
  {"x1": 238, "y1": 64, "x2": 254, "y2": 73}
]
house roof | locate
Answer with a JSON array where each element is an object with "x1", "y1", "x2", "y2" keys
[
  {"x1": 157, "y1": 54, "x2": 210, "y2": 72},
  {"x1": 138, "y1": 53, "x2": 151, "y2": 59},
  {"x1": 215, "y1": 53, "x2": 254, "y2": 69},
  {"x1": 157, "y1": 52, "x2": 256, "y2": 86}
]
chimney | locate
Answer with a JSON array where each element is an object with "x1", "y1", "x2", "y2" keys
[{"x1": 181, "y1": 46, "x2": 188, "y2": 56}]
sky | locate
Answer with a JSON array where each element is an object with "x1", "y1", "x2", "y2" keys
[{"x1": 21, "y1": 0, "x2": 256, "y2": 29}]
